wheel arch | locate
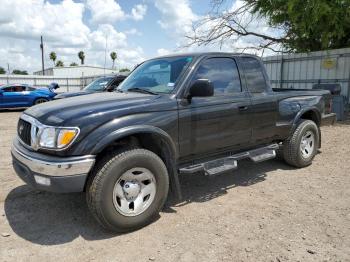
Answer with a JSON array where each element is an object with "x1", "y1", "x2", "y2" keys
[
  {"x1": 88, "y1": 125, "x2": 182, "y2": 199},
  {"x1": 291, "y1": 108, "x2": 322, "y2": 148}
]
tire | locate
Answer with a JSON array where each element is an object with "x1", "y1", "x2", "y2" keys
[
  {"x1": 86, "y1": 148, "x2": 169, "y2": 232},
  {"x1": 34, "y1": 98, "x2": 48, "y2": 105},
  {"x1": 283, "y1": 119, "x2": 319, "y2": 168}
]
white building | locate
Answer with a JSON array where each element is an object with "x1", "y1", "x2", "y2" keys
[{"x1": 34, "y1": 65, "x2": 119, "y2": 78}]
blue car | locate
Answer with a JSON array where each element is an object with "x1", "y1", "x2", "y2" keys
[{"x1": 0, "y1": 84, "x2": 57, "y2": 109}]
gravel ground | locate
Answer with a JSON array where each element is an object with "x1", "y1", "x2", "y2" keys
[{"x1": 0, "y1": 111, "x2": 349, "y2": 262}]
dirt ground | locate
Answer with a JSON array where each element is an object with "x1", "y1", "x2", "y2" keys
[{"x1": 0, "y1": 111, "x2": 349, "y2": 262}]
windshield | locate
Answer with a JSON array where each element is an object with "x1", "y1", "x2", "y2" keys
[
  {"x1": 84, "y1": 77, "x2": 113, "y2": 91},
  {"x1": 118, "y1": 56, "x2": 193, "y2": 94}
]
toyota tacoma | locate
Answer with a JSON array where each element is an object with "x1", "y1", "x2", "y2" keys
[{"x1": 11, "y1": 53, "x2": 336, "y2": 232}]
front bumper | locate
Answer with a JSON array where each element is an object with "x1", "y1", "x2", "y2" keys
[
  {"x1": 11, "y1": 139, "x2": 95, "y2": 193},
  {"x1": 321, "y1": 113, "x2": 336, "y2": 126}
]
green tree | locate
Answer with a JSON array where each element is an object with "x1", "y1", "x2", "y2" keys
[
  {"x1": 70, "y1": 62, "x2": 78, "y2": 66},
  {"x1": 119, "y1": 68, "x2": 130, "y2": 73},
  {"x1": 12, "y1": 69, "x2": 28, "y2": 75},
  {"x1": 55, "y1": 60, "x2": 64, "y2": 67},
  {"x1": 0, "y1": 67, "x2": 5, "y2": 74},
  {"x1": 188, "y1": 0, "x2": 350, "y2": 52},
  {"x1": 78, "y1": 51, "x2": 85, "y2": 65},
  {"x1": 110, "y1": 51, "x2": 117, "y2": 69},
  {"x1": 49, "y1": 52, "x2": 57, "y2": 67}
]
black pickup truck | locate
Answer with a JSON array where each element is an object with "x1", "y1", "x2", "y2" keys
[{"x1": 11, "y1": 53, "x2": 335, "y2": 232}]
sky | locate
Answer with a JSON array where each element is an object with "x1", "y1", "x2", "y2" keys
[{"x1": 0, "y1": 0, "x2": 273, "y2": 73}]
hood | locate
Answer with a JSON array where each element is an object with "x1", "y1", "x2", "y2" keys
[
  {"x1": 24, "y1": 92, "x2": 159, "y2": 126},
  {"x1": 54, "y1": 90, "x2": 94, "y2": 99}
]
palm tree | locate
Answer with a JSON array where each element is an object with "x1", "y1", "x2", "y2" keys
[
  {"x1": 55, "y1": 60, "x2": 64, "y2": 67},
  {"x1": 78, "y1": 51, "x2": 85, "y2": 65},
  {"x1": 110, "y1": 51, "x2": 117, "y2": 69},
  {"x1": 49, "y1": 52, "x2": 57, "y2": 67},
  {"x1": 70, "y1": 62, "x2": 78, "y2": 66}
]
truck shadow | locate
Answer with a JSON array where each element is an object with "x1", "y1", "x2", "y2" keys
[
  {"x1": 167, "y1": 159, "x2": 293, "y2": 208},
  {"x1": 4, "y1": 159, "x2": 294, "y2": 246},
  {"x1": 4, "y1": 187, "x2": 117, "y2": 245}
]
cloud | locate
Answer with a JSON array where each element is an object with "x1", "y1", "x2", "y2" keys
[
  {"x1": 89, "y1": 24, "x2": 127, "y2": 51},
  {"x1": 130, "y1": 4, "x2": 147, "y2": 21},
  {"x1": 0, "y1": 0, "x2": 145, "y2": 72},
  {"x1": 154, "y1": 0, "x2": 197, "y2": 36},
  {"x1": 157, "y1": 48, "x2": 171, "y2": 56},
  {"x1": 87, "y1": 0, "x2": 147, "y2": 23},
  {"x1": 86, "y1": 0, "x2": 125, "y2": 23},
  {"x1": 125, "y1": 28, "x2": 142, "y2": 36},
  {"x1": 0, "y1": 0, "x2": 89, "y2": 46}
]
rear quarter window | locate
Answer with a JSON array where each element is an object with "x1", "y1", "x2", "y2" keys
[{"x1": 241, "y1": 57, "x2": 267, "y2": 93}]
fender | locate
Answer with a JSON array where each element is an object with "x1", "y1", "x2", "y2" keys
[
  {"x1": 289, "y1": 107, "x2": 322, "y2": 148},
  {"x1": 91, "y1": 124, "x2": 178, "y2": 160},
  {"x1": 90, "y1": 124, "x2": 182, "y2": 199},
  {"x1": 291, "y1": 107, "x2": 321, "y2": 134}
]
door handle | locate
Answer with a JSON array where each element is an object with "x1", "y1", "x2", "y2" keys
[{"x1": 238, "y1": 106, "x2": 248, "y2": 111}]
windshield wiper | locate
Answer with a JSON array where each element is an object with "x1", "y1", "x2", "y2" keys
[{"x1": 126, "y1": 87, "x2": 158, "y2": 95}]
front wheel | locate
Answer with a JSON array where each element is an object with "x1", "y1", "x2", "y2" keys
[
  {"x1": 86, "y1": 148, "x2": 169, "y2": 232},
  {"x1": 283, "y1": 119, "x2": 319, "y2": 168}
]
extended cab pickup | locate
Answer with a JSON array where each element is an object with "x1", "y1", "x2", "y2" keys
[{"x1": 11, "y1": 53, "x2": 336, "y2": 232}]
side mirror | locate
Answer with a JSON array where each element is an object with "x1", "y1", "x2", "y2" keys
[{"x1": 188, "y1": 79, "x2": 214, "y2": 99}]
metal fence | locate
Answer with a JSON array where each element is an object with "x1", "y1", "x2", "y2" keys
[
  {"x1": 0, "y1": 74, "x2": 101, "y2": 93},
  {"x1": 2, "y1": 48, "x2": 350, "y2": 101},
  {"x1": 263, "y1": 47, "x2": 350, "y2": 102}
]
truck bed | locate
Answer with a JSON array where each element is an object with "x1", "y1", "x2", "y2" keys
[{"x1": 272, "y1": 87, "x2": 330, "y2": 97}]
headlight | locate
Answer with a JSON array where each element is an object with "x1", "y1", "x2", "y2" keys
[
  {"x1": 39, "y1": 127, "x2": 79, "y2": 149},
  {"x1": 39, "y1": 127, "x2": 56, "y2": 148}
]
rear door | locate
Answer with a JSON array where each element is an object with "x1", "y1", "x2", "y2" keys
[
  {"x1": 239, "y1": 57, "x2": 278, "y2": 145},
  {"x1": 178, "y1": 56, "x2": 252, "y2": 160}
]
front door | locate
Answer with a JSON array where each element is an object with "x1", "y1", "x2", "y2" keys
[
  {"x1": 178, "y1": 57, "x2": 252, "y2": 161},
  {"x1": 1, "y1": 85, "x2": 28, "y2": 107}
]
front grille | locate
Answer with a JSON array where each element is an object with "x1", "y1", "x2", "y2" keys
[{"x1": 18, "y1": 119, "x2": 32, "y2": 146}]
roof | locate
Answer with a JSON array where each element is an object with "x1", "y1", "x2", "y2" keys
[
  {"x1": 93, "y1": 72, "x2": 129, "y2": 78},
  {"x1": 154, "y1": 52, "x2": 260, "y2": 59},
  {"x1": 0, "y1": 83, "x2": 31, "y2": 87}
]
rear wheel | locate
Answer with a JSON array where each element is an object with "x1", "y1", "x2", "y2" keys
[
  {"x1": 86, "y1": 148, "x2": 169, "y2": 232},
  {"x1": 283, "y1": 119, "x2": 319, "y2": 167},
  {"x1": 34, "y1": 98, "x2": 48, "y2": 105}
]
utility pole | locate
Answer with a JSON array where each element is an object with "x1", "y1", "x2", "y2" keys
[
  {"x1": 104, "y1": 34, "x2": 108, "y2": 76},
  {"x1": 6, "y1": 63, "x2": 10, "y2": 84},
  {"x1": 40, "y1": 35, "x2": 45, "y2": 75}
]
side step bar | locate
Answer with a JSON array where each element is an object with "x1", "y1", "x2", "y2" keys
[{"x1": 179, "y1": 144, "x2": 279, "y2": 176}]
